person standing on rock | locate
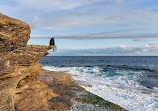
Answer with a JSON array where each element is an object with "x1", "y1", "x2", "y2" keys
[{"x1": 49, "y1": 37, "x2": 57, "y2": 52}]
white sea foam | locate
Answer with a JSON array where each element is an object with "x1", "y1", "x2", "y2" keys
[{"x1": 43, "y1": 66, "x2": 158, "y2": 111}]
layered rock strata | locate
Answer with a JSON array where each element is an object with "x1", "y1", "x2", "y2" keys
[
  {"x1": 0, "y1": 13, "x2": 51, "y2": 111},
  {"x1": 0, "y1": 45, "x2": 51, "y2": 111}
]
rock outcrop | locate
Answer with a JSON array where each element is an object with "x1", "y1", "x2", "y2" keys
[
  {"x1": 0, "y1": 45, "x2": 50, "y2": 74},
  {"x1": 14, "y1": 70, "x2": 127, "y2": 111},
  {"x1": 0, "y1": 45, "x2": 52, "y2": 111},
  {"x1": 0, "y1": 13, "x2": 51, "y2": 111},
  {"x1": 0, "y1": 13, "x2": 127, "y2": 111},
  {"x1": 0, "y1": 13, "x2": 31, "y2": 52},
  {"x1": 0, "y1": 63, "x2": 42, "y2": 110}
]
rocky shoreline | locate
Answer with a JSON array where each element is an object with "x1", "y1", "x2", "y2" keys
[{"x1": 0, "y1": 13, "x2": 127, "y2": 111}]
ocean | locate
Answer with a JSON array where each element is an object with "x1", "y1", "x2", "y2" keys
[{"x1": 39, "y1": 56, "x2": 158, "y2": 111}]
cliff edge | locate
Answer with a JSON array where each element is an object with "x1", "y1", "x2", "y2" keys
[
  {"x1": 0, "y1": 13, "x2": 51, "y2": 111},
  {"x1": 0, "y1": 13, "x2": 127, "y2": 111},
  {"x1": 0, "y1": 13, "x2": 30, "y2": 52}
]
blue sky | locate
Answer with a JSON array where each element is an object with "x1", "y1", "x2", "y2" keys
[{"x1": 1, "y1": 0, "x2": 158, "y2": 56}]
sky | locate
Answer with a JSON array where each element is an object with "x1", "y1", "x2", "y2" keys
[{"x1": 1, "y1": 0, "x2": 158, "y2": 56}]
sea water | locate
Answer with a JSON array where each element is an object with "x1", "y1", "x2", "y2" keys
[{"x1": 39, "y1": 56, "x2": 158, "y2": 111}]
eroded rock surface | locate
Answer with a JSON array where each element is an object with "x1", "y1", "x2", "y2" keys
[
  {"x1": 0, "y1": 45, "x2": 52, "y2": 111},
  {"x1": 0, "y1": 63, "x2": 42, "y2": 111},
  {"x1": 0, "y1": 13, "x2": 52, "y2": 111},
  {"x1": 0, "y1": 13, "x2": 31, "y2": 52},
  {"x1": 0, "y1": 58, "x2": 14, "y2": 75},
  {"x1": 0, "y1": 45, "x2": 51, "y2": 75},
  {"x1": 14, "y1": 70, "x2": 127, "y2": 111}
]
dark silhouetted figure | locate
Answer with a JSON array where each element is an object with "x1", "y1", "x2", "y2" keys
[
  {"x1": 50, "y1": 37, "x2": 55, "y2": 46},
  {"x1": 49, "y1": 37, "x2": 57, "y2": 52}
]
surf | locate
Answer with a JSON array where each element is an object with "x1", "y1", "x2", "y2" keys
[{"x1": 43, "y1": 65, "x2": 158, "y2": 111}]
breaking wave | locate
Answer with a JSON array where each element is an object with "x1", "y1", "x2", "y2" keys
[{"x1": 43, "y1": 66, "x2": 158, "y2": 111}]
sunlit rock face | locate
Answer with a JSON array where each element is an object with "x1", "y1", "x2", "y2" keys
[
  {"x1": 0, "y1": 13, "x2": 51, "y2": 111},
  {"x1": 0, "y1": 45, "x2": 51, "y2": 111},
  {"x1": 0, "y1": 13, "x2": 31, "y2": 52}
]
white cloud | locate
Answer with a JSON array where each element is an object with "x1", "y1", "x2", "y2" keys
[
  {"x1": 144, "y1": 43, "x2": 157, "y2": 48},
  {"x1": 52, "y1": 44, "x2": 158, "y2": 56},
  {"x1": 16, "y1": 0, "x2": 87, "y2": 10},
  {"x1": 1, "y1": 0, "x2": 158, "y2": 39},
  {"x1": 26, "y1": 8, "x2": 158, "y2": 36},
  {"x1": 119, "y1": 45, "x2": 127, "y2": 50},
  {"x1": 144, "y1": 44, "x2": 152, "y2": 48},
  {"x1": 16, "y1": 0, "x2": 122, "y2": 10}
]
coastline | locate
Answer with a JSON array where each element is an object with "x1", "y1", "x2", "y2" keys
[
  {"x1": 0, "y1": 13, "x2": 127, "y2": 111},
  {"x1": 15, "y1": 69, "x2": 127, "y2": 111}
]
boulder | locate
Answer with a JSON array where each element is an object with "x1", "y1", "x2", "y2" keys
[{"x1": 0, "y1": 13, "x2": 31, "y2": 52}]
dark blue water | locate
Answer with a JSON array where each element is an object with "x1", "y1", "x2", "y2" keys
[
  {"x1": 40, "y1": 56, "x2": 158, "y2": 89},
  {"x1": 40, "y1": 56, "x2": 158, "y2": 110}
]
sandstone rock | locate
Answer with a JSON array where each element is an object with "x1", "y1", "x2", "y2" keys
[
  {"x1": 14, "y1": 71, "x2": 59, "y2": 111},
  {"x1": 0, "y1": 45, "x2": 51, "y2": 76},
  {"x1": 0, "y1": 13, "x2": 31, "y2": 52},
  {"x1": 0, "y1": 45, "x2": 51, "y2": 110},
  {"x1": 14, "y1": 69, "x2": 127, "y2": 111},
  {"x1": 0, "y1": 58, "x2": 14, "y2": 75},
  {"x1": 14, "y1": 70, "x2": 78, "y2": 111},
  {"x1": 0, "y1": 63, "x2": 42, "y2": 111},
  {"x1": 2, "y1": 45, "x2": 51, "y2": 66},
  {"x1": 0, "y1": 13, "x2": 55, "y2": 111}
]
